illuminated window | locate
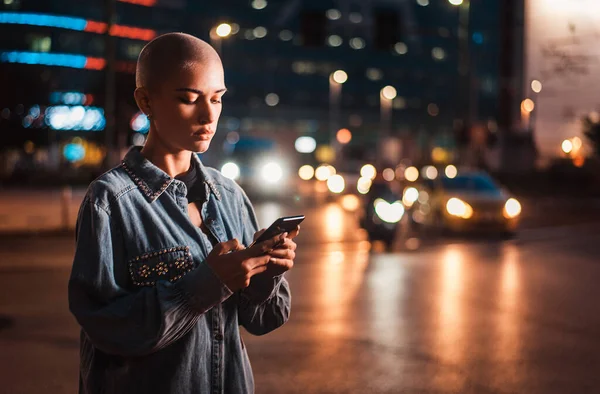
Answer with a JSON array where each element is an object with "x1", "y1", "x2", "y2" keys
[
  {"x1": 126, "y1": 43, "x2": 144, "y2": 59},
  {"x1": 28, "y1": 35, "x2": 51, "y2": 52},
  {"x1": 3, "y1": 0, "x2": 20, "y2": 9}
]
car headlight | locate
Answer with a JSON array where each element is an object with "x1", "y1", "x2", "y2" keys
[
  {"x1": 327, "y1": 174, "x2": 345, "y2": 194},
  {"x1": 446, "y1": 197, "x2": 473, "y2": 219},
  {"x1": 221, "y1": 162, "x2": 240, "y2": 180},
  {"x1": 374, "y1": 198, "x2": 405, "y2": 223},
  {"x1": 261, "y1": 162, "x2": 283, "y2": 184},
  {"x1": 503, "y1": 198, "x2": 521, "y2": 219}
]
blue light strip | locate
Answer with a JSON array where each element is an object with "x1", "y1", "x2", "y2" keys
[
  {"x1": 0, "y1": 51, "x2": 87, "y2": 68},
  {"x1": 0, "y1": 12, "x2": 87, "y2": 30}
]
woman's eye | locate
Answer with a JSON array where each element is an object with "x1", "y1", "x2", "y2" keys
[
  {"x1": 179, "y1": 98, "x2": 197, "y2": 104},
  {"x1": 211, "y1": 99, "x2": 222, "y2": 104}
]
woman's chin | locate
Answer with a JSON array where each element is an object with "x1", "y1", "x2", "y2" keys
[{"x1": 190, "y1": 140, "x2": 212, "y2": 153}]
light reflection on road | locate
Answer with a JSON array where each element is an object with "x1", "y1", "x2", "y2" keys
[{"x1": 436, "y1": 246, "x2": 466, "y2": 370}]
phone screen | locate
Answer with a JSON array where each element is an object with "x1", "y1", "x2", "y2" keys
[{"x1": 250, "y1": 215, "x2": 305, "y2": 247}]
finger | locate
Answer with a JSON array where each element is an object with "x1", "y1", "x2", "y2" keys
[
  {"x1": 288, "y1": 225, "x2": 300, "y2": 239},
  {"x1": 245, "y1": 255, "x2": 271, "y2": 270},
  {"x1": 268, "y1": 257, "x2": 294, "y2": 270},
  {"x1": 253, "y1": 228, "x2": 267, "y2": 242},
  {"x1": 273, "y1": 238, "x2": 297, "y2": 251},
  {"x1": 249, "y1": 232, "x2": 287, "y2": 257},
  {"x1": 268, "y1": 248, "x2": 295, "y2": 261},
  {"x1": 249, "y1": 264, "x2": 268, "y2": 276}
]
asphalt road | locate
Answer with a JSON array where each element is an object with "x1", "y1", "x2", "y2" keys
[{"x1": 1, "y1": 202, "x2": 600, "y2": 393}]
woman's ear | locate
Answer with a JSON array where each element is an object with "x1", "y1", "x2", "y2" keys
[{"x1": 134, "y1": 87, "x2": 152, "y2": 116}]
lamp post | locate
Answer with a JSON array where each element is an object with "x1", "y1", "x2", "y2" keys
[
  {"x1": 210, "y1": 23, "x2": 232, "y2": 55},
  {"x1": 448, "y1": 0, "x2": 472, "y2": 133},
  {"x1": 529, "y1": 79, "x2": 542, "y2": 134},
  {"x1": 329, "y1": 70, "x2": 347, "y2": 158},
  {"x1": 380, "y1": 85, "x2": 397, "y2": 137}
]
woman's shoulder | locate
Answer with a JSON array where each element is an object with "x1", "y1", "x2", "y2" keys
[{"x1": 82, "y1": 165, "x2": 134, "y2": 212}]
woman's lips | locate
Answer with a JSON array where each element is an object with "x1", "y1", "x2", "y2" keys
[
  {"x1": 192, "y1": 133, "x2": 213, "y2": 140},
  {"x1": 192, "y1": 130, "x2": 214, "y2": 140}
]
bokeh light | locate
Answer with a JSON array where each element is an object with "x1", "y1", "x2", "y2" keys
[
  {"x1": 298, "y1": 165, "x2": 315, "y2": 180},
  {"x1": 295, "y1": 136, "x2": 317, "y2": 153},
  {"x1": 332, "y1": 70, "x2": 348, "y2": 84},
  {"x1": 360, "y1": 164, "x2": 377, "y2": 180},
  {"x1": 336, "y1": 128, "x2": 352, "y2": 144},
  {"x1": 215, "y1": 23, "x2": 232, "y2": 37},
  {"x1": 382, "y1": 168, "x2": 395, "y2": 182},
  {"x1": 445, "y1": 165, "x2": 458, "y2": 178},
  {"x1": 357, "y1": 177, "x2": 372, "y2": 194},
  {"x1": 315, "y1": 164, "x2": 335, "y2": 181},
  {"x1": 327, "y1": 174, "x2": 345, "y2": 193},
  {"x1": 404, "y1": 166, "x2": 419, "y2": 182}
]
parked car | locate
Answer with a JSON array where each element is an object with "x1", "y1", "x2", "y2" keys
[{"x1": 412, "y1": 170, "x2": 521, "y2": 235}]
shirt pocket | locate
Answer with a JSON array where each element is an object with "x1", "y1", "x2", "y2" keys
[{"x1": 128, "y1": 246, "x2": 195, "y2": 287}]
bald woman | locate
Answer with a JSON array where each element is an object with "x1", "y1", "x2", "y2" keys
[{"x1": 69, "y1": 33, "x2": 298, "y2": 394}]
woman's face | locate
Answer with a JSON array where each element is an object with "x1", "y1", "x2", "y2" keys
[{"x1": 147, "y1": 60, "x2": 226, "y2": 154}]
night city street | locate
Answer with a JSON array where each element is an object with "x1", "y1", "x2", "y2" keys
[
  {"x1": 2, "y1": 0, "x2": 600, "y2": 393},
  {"x1": 2, "y1": 200, "x2": 600, "y2": 393}
]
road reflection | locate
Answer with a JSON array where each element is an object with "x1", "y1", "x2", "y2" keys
[
  {"x1": 318, "y1": 242, "x2": 370, "y2": 337},
  {"x1": 437, "y1": 246, "x2": 466, "y2": 366},
  {"x1": 495, "y1": 244, "x2": 523, "y2": 385}
]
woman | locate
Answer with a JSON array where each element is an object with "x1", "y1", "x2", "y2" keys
[{"x1": 69, "y1": 32, "x2": 298, "y2": 394}]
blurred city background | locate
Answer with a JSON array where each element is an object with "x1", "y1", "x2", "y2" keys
[{"x1": 1, "y1": 0, "x2": 600, "y2": 393}]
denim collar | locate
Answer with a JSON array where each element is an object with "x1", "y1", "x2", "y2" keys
[{"x1": 121, "y1": 146, "x2": 221, "y2": 203}]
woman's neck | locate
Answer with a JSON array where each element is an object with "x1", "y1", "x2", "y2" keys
[{"x1": 140, "y1": 133, "x2": 193, "y2": 179}]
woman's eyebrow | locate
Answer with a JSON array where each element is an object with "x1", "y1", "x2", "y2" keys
[{"x1": 175, "y1": 87, "x2": 227, "y2": 94}]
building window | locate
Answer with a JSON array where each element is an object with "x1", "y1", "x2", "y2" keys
[
  {"x1": 126, "y1": 43, "x2": 144, "y2": 60},
  {"x1": 3, "y1": 0, "x2": 21, "y2": 9},
  {"x1": 27, "y1": 35, "x2": 51, "y2": 53}
]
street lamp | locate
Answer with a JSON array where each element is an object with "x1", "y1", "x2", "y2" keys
[
  {"x1": 531, "y1": 80, "x2": 542, "y2": 93},
  {"x1": 380, "y1": 85, "x2": 397, "y2": 137},
  {"x1": 529, "y1": 79, "x2": 542, "y2": 134},
  {"x1": 329, "y1": 70, "x2": 347, "y2": 159},
  {"x1": 520, "y1": 98, "x2": 535, "y2": 130},
  {"x1": 210, "y1": 23, "x2": 232, "y2": 54},
  {"x1": 449, "y1": 0, "x2": 471, "y2": 153}
]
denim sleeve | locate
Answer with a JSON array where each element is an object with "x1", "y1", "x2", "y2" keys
[
  {"x1": 68, "y1": 198, "x2": 232, "y2": 357},
  {"x1": 237, "y1": 189, "x2": 291, "y2": 336}
]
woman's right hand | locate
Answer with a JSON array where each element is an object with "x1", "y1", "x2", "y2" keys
[{"x1": 205, "y1": 233, "x2": 287, "y2": 292}]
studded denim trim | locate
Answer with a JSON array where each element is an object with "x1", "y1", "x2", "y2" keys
[
  {"x1": 204, "y1": 179, "x2": 221, "y2": 201},
  {"x1": 128, "y1": 246, "x2": 194, "y2": 287},
  {"x1": 191, "y1": 153, "x2": 221, "y2": 201},
  {"x1": 121, "y1": 161, "x2": 172, "y2": 202}
]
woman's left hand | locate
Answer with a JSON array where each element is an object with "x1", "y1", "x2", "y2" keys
[{"x1": 252, "y1": 226, "x2": 300, "y2": 278}]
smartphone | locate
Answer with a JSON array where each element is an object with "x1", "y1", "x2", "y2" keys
[{"x1": 249, "y1": 215, "x2": 305, "y2": 247}]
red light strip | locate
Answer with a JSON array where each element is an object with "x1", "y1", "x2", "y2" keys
[
  {"x1": 118, "y1": 0, "x2": 157, "y2": 6},
  {"x1": 83, "y1": 58, "x2": 137, "y2": 73},
  {"x1": 84, "y1": 57, "x2": 107, "y2": 70},
  {"x1": 84, "y1": 21, "x2": 156, "y2": 40}
]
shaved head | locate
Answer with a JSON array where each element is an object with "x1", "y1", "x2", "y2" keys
[{"x1": 136, "y1": 32, "x2": 221, "y2": 92}]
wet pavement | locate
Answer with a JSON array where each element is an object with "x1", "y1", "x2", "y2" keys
[{"x1": 1, "y1": 202, "x2": 600, "y2": 393}]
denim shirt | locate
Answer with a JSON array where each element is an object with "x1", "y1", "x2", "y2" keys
[{"x1": 69, "y1": 146, "x2": 291, "y2": 394}]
